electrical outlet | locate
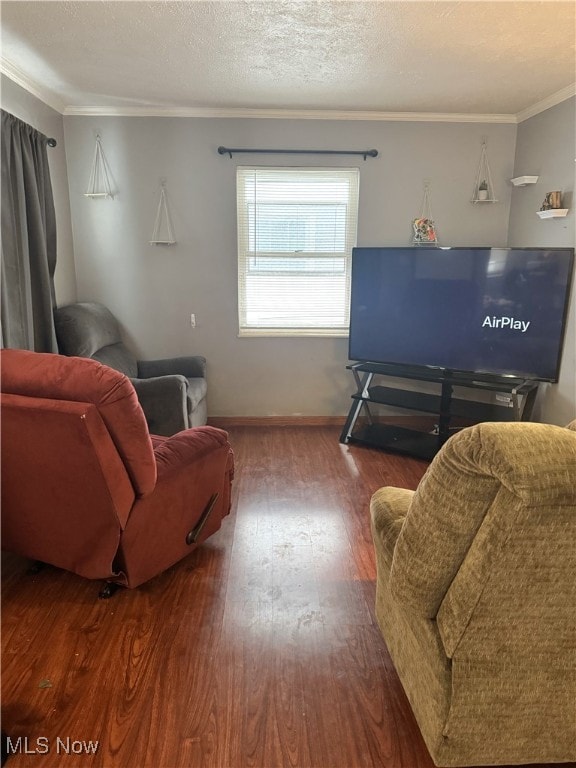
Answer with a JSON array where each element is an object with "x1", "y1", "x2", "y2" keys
[{"x1": 190, "y1": 313, "x2": 196, "y2": 328}]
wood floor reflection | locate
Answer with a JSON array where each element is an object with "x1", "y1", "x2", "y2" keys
[{"x1": 2, "y1": 426, "x2": 554, "y2": 768}]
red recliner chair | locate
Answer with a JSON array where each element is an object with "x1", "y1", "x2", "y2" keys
[{"x1": 0, "y1": 349, "x2": 234, "y2": 593}]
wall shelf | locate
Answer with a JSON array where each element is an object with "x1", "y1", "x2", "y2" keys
[
  {"x1": 511, "y1": 175, "x2": 539, "y2": 186},
  {"x1": 536, "y1": 208, "x2": 569, "y2": 219},
  {"x1": 412, "y1": 182, "x2": 438, "y2": 245},
  {"x1": 85, "y1": 135, "x2": 113, "y2": 199},
  {"x1": 471, "y1": 140, "x2": 498, "y2": 203}
]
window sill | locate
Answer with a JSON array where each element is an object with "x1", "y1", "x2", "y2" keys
[{"x1": 238, "y1": 329, "x2": 349, "y2": 338}]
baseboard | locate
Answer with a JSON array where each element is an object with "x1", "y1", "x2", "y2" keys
[{"x1": 208, "y1": 416, "x2": 347, "y2": 428}]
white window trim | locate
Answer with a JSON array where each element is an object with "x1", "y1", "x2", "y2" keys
[{"x1": 236, "y1": 166, "x2": 360, "y2": 338}]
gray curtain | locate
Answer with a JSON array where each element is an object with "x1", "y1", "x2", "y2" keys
[{"x1": 1, "y1": 109, "x2": 58, "y2": 352}]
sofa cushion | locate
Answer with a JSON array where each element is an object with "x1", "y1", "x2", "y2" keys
[
  {"x1": 92, "y1": 342, "x2": 138, "y2": 377},
  {"x1": 390, "y1": 422, "x2": 576, "y2": 618},
  {"x1": 389, "y1": 425, "x2": 499, "y2": 618},
  {"x1": 55, "y1": 302, "x2": 132, "y2": 360}
]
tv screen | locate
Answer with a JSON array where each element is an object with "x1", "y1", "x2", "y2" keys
[{"x1": 349, "y1": 247, "x2": 574, "y2": 382}]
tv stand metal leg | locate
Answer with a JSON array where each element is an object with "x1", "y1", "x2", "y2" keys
[
  {"x1": 340, "y1": 398, "x2": 364, "y2": 443},
  {"x1": 518, "y1": 383, "x2": 539, "y2": 421},
  {"x1": 340, "y1": 370, "x2": 374, "y2": 443}
]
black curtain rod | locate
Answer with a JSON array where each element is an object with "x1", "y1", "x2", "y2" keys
[
  {"x1": 47, "y1": 138, "x2": 57, "y2": 147},
  {"x1": 218, "y1": 146, "x2": 378, "y2": 160}
]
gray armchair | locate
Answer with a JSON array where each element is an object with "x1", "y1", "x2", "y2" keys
[{"x1": 54, "y1": 302, "x2": 207, "y2": 436}]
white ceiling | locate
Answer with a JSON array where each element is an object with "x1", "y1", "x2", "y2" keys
[{"x1": 1, "y1": 1, "x2": 575, "y2": 121}]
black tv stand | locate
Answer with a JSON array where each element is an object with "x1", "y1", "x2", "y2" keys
[{"x1": 340, "y1": 362, "x2": 540, "y2": 460}]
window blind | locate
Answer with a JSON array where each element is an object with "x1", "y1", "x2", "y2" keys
[{"x1": 236, "y1": 167, "x2": 360, "y2": 337}]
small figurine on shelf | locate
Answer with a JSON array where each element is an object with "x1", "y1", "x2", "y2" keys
[
  {"x1": 412, "y1": 217, "x2": 437, "y2": 244},
  {"x1": 413, "y1": 181, "x2": 438, "y2": 245},
  {"x1": 540, "y1": 191, "x2": 562, "y2": 211},
  {"x1": 477, "y1": 179, "x2": 489, "y2": 201}
]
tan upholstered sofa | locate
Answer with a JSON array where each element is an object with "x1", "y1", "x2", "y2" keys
[{"x1": 370, "y1": 420, "x2": 576, "y2": 767}]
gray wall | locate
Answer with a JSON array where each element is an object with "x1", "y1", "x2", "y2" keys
[
  {"x1": 1, "y1": 75, "x2": 77, "y2": 305},
  {"x1": 63, "y1": 116, "x2": 515, "y2": 416},
  {"x1": 3, "y1": 76, "x2": 572, "y2": 423},
  {"x1": 508, "y1": 97, "x2": 576, "y2": 425}
]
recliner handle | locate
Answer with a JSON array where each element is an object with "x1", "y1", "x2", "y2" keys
[{"x1": 186, "y1": 493, "x2": 219, "y2": 545}]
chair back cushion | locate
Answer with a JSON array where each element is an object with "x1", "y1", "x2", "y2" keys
[
  {"x1": 1, "y1": 393, "x2": 134, "y2": 579},
  {"x1": 389, "y1": 422, "x2": 576, "y2": 620},
  {"x1": 437, "y1": 422, "x2": 576, "y2": 661},
  {"x1": 54, "y1": 302, "x2": 138, "y2": 376},
  {"x1": 1, "y1": 349, "x2": 156, "y2": 496},
  {"x1": 92, "y1": 342, "x2": 139, "y2": 377}
]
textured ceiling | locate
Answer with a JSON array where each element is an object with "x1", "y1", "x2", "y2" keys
[{"x1": 1, "y1": 0, "x2": 575, "y2": 117}]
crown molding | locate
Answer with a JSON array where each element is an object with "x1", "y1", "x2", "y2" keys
[
  {"x1": 1, "y1": 55, "x2": 573, "y2": 125},
  {"x1": 516, "y1": 83, "x2": 576, "y2": 123},
  {"x1": 0, "y1": 57, "x2": 66, "y2": 114},
  {"x1": 62, "y1": 105, "x2": 518, "y2": 123}
]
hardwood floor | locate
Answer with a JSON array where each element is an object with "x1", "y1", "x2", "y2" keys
[{"x1": 0, "y1": 427, "x2": 556, "y2": 768}]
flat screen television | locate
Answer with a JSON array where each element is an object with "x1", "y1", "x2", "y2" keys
[{"x1": 348, "y1": 247, "x2": 574, "y2": 382}]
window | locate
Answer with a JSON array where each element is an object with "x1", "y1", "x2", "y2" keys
[{"x1": 236, "y1": 167, "x2": 359, "y2": 336}]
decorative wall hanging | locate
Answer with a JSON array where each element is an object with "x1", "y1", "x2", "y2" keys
[
  {"x1": 412, "y1": 181, "x2": 438, "y2": 245},
  {"x1": 471, "y1": 140, "x2": 497, "y2": 203},
  {"x1": 85, "y1": 135, "x2": 114, "y2": 198},
  {"x1": 150, "y1": 182, "x2": 176, "y2": 245}
]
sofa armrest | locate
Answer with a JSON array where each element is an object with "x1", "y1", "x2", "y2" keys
[
  {"x1": 370, "y1": 487, "x2": 414, "y2": 568},
  {"x1": 119, "y1": 426, "x2": 233, "y2": 588},
  {"x1": 137, "y1": 356, "x2": 207, "y2": 379},
  {"x1": 152, "y1": 426, "x2": 230, "y2": 478},
  {"x1": 130, "y1": 375, "x2": 189, "y2": 437}
]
